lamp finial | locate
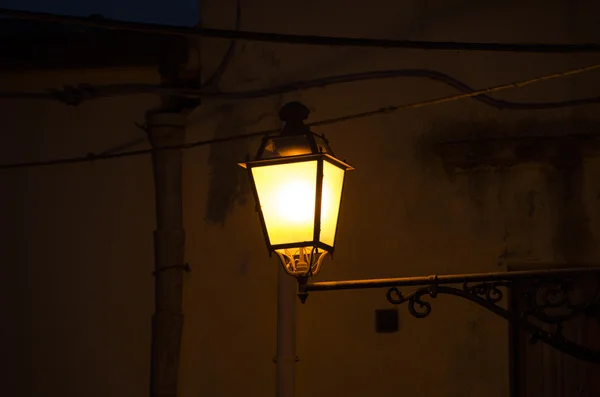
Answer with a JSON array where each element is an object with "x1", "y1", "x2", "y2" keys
[{"x1": 279, "y1": 102, "x2": 310, "y2": 136}]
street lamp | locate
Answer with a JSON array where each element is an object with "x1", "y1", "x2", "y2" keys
[
  {"x1": 239, "y1": 101, "x2": 353, "y2": 277},
  {"x1": 240, "y1": 102, "x2": 600, "y2": 367}
]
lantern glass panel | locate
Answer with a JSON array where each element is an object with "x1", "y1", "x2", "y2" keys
[
  {"x1": 251, "y1": 160, "x2": 318, "y2": 246},
  {"x1": 313, "y1": 135, "x2": 333, "y2": 155},
  {"x1": 319, "y1": 160, "x2": 346, "y2": 247}
]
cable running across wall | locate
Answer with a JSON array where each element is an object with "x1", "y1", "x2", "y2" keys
[
  {"x1": 2, "y1": 62, "x2": 600, "y2": 171},
  {"x1": 2, "y1": 68, "x2": 600, "y2": 109},
  {"x1": 2, "y1": 7, "x2": 600, "y2": 53}
]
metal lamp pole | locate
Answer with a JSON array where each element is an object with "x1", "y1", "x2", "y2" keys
[
  {"x1": 275, "y1": 109, "x2": 298, "y2": 397},
  {"x1": 276, "y1": 265, "x2": 298, "y2": 397}
]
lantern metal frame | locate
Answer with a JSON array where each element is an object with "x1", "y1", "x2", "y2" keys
[
  {"x1": 239, "y1": 107, "x2": 353, "y2": 277},
  {"x1": 241, "y1": 151, "x2": 353, "y2": 253}
]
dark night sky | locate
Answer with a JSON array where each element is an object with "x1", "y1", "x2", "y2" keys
[{"x1": 3, "y1": 0, "x2": 199, "y2": 26}]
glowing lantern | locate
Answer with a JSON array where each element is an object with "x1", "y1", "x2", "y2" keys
[{"x1": 239, "y1": 102, "x2": 353, "y2": 277}]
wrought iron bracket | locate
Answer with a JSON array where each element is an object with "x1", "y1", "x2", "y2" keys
[{"x1": 298, "y1": 267, "x2": 600, "y2": 364}]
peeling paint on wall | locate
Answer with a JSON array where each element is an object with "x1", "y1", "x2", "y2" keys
[{"x1": 431, "y1": 118, "x2": 599, "y2": 263}]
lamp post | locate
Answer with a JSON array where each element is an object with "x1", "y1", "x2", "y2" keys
[
  {"x1": 240, "y1": 102, "x2": 600, "y2": 381},
  {"x1": 239, "y1": 101, "x2": 352, "y2": 397}
]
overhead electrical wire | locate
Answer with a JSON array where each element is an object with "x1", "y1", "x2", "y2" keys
[
  {"x1": 1, "y1": 62, "x2": 599, "y2": 172},
  {"x1": 2, "y1": 68, "x2": 600, "y2": 109},
  {"x1": 2, "y1": 7, "x2": 600, "y2": 53},
  {"x1": 305, "y1": 62, "x2": 600, "y2": 126}
]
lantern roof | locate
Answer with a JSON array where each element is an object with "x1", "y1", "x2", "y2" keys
[{"x1": 239, "y1": 101, "x2": 353, "y2": 170}]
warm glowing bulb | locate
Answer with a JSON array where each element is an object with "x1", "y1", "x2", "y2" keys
[
  {"x1": 274, "y1": 180, "x2": 315, "y2": 223},
  {"x1": 274, "y1": 180, "x2": 334, "y2": 225}
]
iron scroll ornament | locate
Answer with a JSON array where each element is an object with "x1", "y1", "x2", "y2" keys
[{"x1": 385, "y1": 277, "x2": 600, "y2": 363}]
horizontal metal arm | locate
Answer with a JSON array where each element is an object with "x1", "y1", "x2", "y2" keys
[{"x1": 299, "y1": 266, "x2": 600, "y2": 293}]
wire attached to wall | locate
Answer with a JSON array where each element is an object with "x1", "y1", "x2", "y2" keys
[{"x1": 2, "y1": 62, "x2": 600, "y2": 172}]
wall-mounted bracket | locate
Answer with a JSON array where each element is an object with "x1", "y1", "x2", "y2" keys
[{"x1": 298, "y1": 266, "x2": 600, "y2": 363}]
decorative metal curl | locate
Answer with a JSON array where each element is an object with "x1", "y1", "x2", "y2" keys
[
  {"x1": 386, "y1": 286, "x2": 432, "y2": 318},
  {"x1": 276, "y1": 247, "x2": 327, "y2": 277},
  {"x1": 520, "y1": 277, "x2": 598, "y2": 325},
  {"x1": 462, "y1": 281, "x2": 511, "y2": 303}
]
